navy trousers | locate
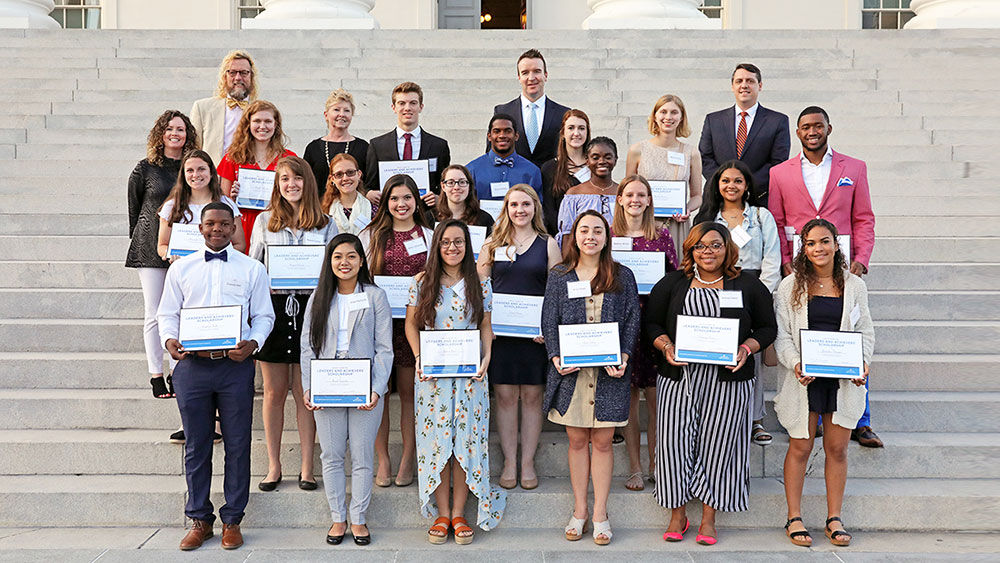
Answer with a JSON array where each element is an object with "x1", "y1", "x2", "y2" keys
[{"x1": 173, "y1": 355, "x2": 255, "y2": 525}]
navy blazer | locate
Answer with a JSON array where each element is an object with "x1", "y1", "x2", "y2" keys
[
  {"x1": 644, "y1": 270, "x2": 777, "y2": 383},
  {"x1": 541, "y1": 265, "x2": 641, "y2": 423},
  {"x1": 364, "y1": 128, "x2": 451, "y2": 194},
  {"x1": 698, "y1": 105, "x2": 790, "y2": 208},
  {"x1": 493, "y1": 97, "x2": 570, "y2": 169}
]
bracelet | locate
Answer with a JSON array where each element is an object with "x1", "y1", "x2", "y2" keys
[{"x1": 739, "y1": 344, "x2": 753, "y2": 357}]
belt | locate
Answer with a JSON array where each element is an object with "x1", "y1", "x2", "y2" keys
[{"x1": 192, "y1": 350, "x2": 230, "y2": 360}]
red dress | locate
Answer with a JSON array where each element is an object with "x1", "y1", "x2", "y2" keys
[
  {"x1": 217, "y1": 148, "x2": 297, "y2": 249},
  {"x1": 381, "y1": 225, "x2": 430, "y2": 369}
]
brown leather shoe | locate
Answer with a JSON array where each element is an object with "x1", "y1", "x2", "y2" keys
[
  {"x1": 179, "y1": 519, "x2": 213, "y2": 551},
  {"x1": 221, "y1": 523, "x2": 244, "y2": 550},
  {"x1": 851, "y1": 426, "x2": 884, "y2": 448}
]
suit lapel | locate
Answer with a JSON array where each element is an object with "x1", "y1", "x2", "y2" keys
[
  {"x1": 508, "y1": 98, "x2": 531, "y2": 157},
  {"x1": 725, "y1": 106, "x2": 738, "y2": 157},
  {"x1": 790, "y1": 157, "x2": 818, "y2": 214},
  {"x1": 743, "y1": 106, "x2": 768, "y2": 151},
  {"x1": 417, "y1": 131, "x2": 430, "y2": 160},
  {"x1": 379, "y1": 131, "x2": 400, "y2": 162},
  {"x1": 342, "y1": 286, "x2": 364, "y2": 347},
  {"x1": 535, "y1": 98, "x2": 561, "y2": 157},
  {"x1": 817, "y1": 151, "x2": 846, "y2": 213}
]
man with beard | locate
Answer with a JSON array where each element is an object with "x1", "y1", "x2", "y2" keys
[{"x1": 190, "y1": 51, "x2": 259, "y2": 165}]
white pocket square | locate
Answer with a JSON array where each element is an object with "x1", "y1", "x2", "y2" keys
[{"x1": 837, "y1": 177, "x2": 854, "y2": 187}]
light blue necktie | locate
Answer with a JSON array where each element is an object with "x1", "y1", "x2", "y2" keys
[{"x1": 525, "y1": 102, "x2": 540, "y2": 153}]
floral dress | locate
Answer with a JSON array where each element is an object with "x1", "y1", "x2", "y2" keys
[{"x1": 406, "y1": 276, "x2": 506, "y2": 530}]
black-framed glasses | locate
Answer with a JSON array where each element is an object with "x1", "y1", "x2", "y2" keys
[
  {"x1": 332, "y1": 169, "x2": 359, "y2": 180},
  {"x1": 693, "y1": 242, "x2": 725, "y2": 253},
  {"x1": 440, "y1": 239, "x2": 466, "y2": 248},
  {"x1": 442, "y1": 179, "x2": 470, "y2": 188}
]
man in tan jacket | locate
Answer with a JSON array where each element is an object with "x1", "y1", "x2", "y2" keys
[{"x1": 190, "y1": 51, "x2": 259, "y2": 165}]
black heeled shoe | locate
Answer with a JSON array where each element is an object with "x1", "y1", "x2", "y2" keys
[{"x1": 258, "y1": 473, "x2": 281, "y2": 491}]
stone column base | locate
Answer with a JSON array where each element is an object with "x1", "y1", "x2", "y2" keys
[{"x1": 907, "y1": 0, "x2": 1000, "y2": 29}]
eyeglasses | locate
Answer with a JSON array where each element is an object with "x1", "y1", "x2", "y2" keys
[
  {"x1": 442, "y1": 179, "x2": 470, "y2": 188},
  {"x1": 332, "y1": 169, "x2": 359, "y2": 180},
  {"x1": 439, "y1": 239, "x2": 466, "y2": 249},
  {"x1": 693, "y1": 242, "x2": 725, "y2": 253},
  {"x1": 225, "y1": 70, "x2": 252, "y2": 78}
]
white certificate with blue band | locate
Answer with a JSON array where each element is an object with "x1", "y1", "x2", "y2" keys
[
  {"x1": 612, "y1": 251, "x2": 666, "y2": 295},
  {"x1": 179, "y1": 305, "x2": 242, "y2": 351},
  {"x1": 674, "y1": 315, "x2": 739, "y2": 366},
  {"x1": 379, "y1": 160, "x2": 430, "y2": 195},
  {"x1": 492, "y1": 293, "x2": 543, "y2": 338},
  {"x1": 167, "y1": 223, "x2": 204, "y2": 258},
  {"x1": 374, "y1": 275, "x2": 412, "y2": 319},
  {"x1": 420, "y1": 329, "x2": 480, "y2": 377},
  {"x1": 267, "y1": 245, "x2": 326, "y2": 289},
  {"x1": 649, "y1": 180, "x2": 687, "y2": 217},
  {"x1": 309, "y1": 359, "x2": 372, "y2": 407},
  {"x1": 235, "y1": 168, "x2": 275, "y2": 210},
  {"x1": 800, "y1": 329, "x2": 864, "y2": 379},
  {"x1": 558, "y1": 322, "x2": 621, "y2": 368}
]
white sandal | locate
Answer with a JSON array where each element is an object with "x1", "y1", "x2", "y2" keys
[
  {"x1": 593, "y1": 519, "x2": 612, "y2": 546},
  {"x1": 564, "y1": 515, "x2": 587, "y2": 541}
]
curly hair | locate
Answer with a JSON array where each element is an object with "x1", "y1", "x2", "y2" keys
[
  {"x1": 791, "y1": 218, "x2": 847, "y2": 307},
  {"x1": 225, "y1": 100, "x2": 289, "y2": 166},
  {"x1": 213, "y1": 50, "x2": 258, "y2": 101},
  {"x1": 679, "y1": 222, "x2": 741, "y2": 280},
  {"x1": 146, "y1": 110, "x2": 198, "y2": 166}
]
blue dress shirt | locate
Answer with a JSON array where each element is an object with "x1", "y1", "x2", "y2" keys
[{"x1": 466, "y1": 150, "x2": 543, "y2": 202}]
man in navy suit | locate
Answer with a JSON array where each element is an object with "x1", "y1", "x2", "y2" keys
[
  {"x1": 699, "y1": 63, "x2": 790, "y2": 208},
  {"x1": 493, "y1": 49, "x2": 570, "y2": 169}
]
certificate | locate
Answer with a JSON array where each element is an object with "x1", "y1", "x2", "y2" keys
[
  {"x1": 793, "y1": 234, "x2": 851, "y2": 264},
  {"x1": 166, "y1": 223, "x2": 203, "y2": 258},
  {"x1": 612, "y1": 251, "x2": 666, "y2": 295},
  {"x1": 235, "y1": 168, "x2": 275, "y2": 210},
  {"x1": 420, "y1": 329, "x2": 480, "y2": 376},
  {"x1": 267, "y1": 245, "x2": 326, "y2": 289},
  {"x1": 480, "y1": 200, "x2": 504, "y2": 222},
  {"x1": 649, "y1": 180, "x2": 687, "y2": 217},
  {"x1": 558, "y1": 322, "x2": 621, "y2": 367},
  {"x1": 379, "y1": 160, "x2": 430, "y2": 195},
  {"x1": 179, "y1": 305, "x2": 242, "y2": 351},
  {"x1": 492, "y1": 293, "x2": 543, "y2": 338},
  {"x1": 800, "y1": 329, "x2": 864, "y2": 379},
  {"x1": 468, "y1": 225, "x2": 487, "y2": 260},
  {"x1": 374, "y1": 275, "x2": 412, "y2": 318},
  {"x1": 309, "y1": 359, "x2": 373, "y2": 406},
  {"x1": 674, "y1": 315, "x2": 739, "y2": 366}
]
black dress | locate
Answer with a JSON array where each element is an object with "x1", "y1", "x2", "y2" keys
[
  {"x1": 488, "y1": 236, "x2": 549, "y2": 386},
  {"x1": 540, "y1": 159, "x2": 581, "y2": 236},
  {"x1": 806, "y1": 296, "x2": 844, "y2": 414},
  {"x1": 302, "y1": 137, "x2": 370, "y2": 199},
  {"x1": 125, "y1": 158, "x2": 178, "y2": 268}
]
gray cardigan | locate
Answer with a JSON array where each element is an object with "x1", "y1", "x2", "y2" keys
[
  {"x1": 300, "y1": 283, "x2": 394, "y2": 397},
  {"x1": 541, "y1": 265, "x2": 641, "y2": 422}
]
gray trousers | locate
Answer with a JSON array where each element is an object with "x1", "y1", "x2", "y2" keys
[
  {"x1": 751, "y1": 354, "x2": 766, "y2": 421},
  {"x1": 314, "y1": 399, "x2": 385, "y2": 524}
]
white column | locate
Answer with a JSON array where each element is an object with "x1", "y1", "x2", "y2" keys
[
  {"x1": 582, "y1": 0, "x2": 720, "y2": 29},
  {"x1": 0, "y1": 0, "x2": 58, "y2": 28},
  {"x1": 242, "y1": 0, "x2": 378, "y2": 29},
  {"x1": 907, "y1": 0, "x2": 1000, "y2": 28}
]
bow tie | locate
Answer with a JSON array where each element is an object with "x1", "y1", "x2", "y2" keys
[
  {"x1": 494, "y1": 157, "x2": 514, "y2": 167},
  {"x1": 205, "y1": 250, "x2": 228, "y2": 262},
  {"x1": 225, "y1": 98, "x2": 249, "y2": 110}
]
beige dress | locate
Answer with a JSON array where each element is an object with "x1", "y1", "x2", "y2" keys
[
  {"x1": 547, "y1": 294, "x2": 627, "y2": 429},
  {"x1": 637, "y1": 140, "x2": 695, "y2": 257}
]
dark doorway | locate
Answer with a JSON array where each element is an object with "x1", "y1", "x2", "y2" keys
[{"x1": 481, "y1": 0, "x2": 526, "y2": 29}]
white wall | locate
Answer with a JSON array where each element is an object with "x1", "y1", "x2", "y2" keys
[
  {"x1": 101, "y1": 0, "x2": 233, "y2": 29},
  {"x1": 372, "y1": 0, "x2": 437, "y2": 29},
  {"x1": 531, "y1": 0, "x2": 590, "y2": 30},
  {"x1": 724, "y1": 0, "x2": 862, "y2": 30}
]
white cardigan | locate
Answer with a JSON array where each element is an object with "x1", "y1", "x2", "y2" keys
[{"x1": 772, "y1": 273, "x2": 875, "y2": 439}]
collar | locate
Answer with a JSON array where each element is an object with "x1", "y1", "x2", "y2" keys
[
  {"x1": 487, "y1": 149, "x2": 517, "y2": 162},
  {"x1": 521, "y1": 94, "x2": 547, "y2": 109},
  {"x1": 396, "y1": 126, "x2": 422, "y2": 140},
  {"x1": 799, "y1": 145, "x2": 833, "y2": 166},
  {"x1": 202, "y1": 242, "x2": 235, "y2": 255},
  {"x1": 735, "y1": 102, "x2": 759, "y2": 118}
]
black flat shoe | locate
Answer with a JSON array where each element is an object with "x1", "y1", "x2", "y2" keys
[
  {"x1": 326, "y1": 533, "x2": 344, "y2": 545},
  {"x1": 169, "y1": 429, "x2": 185, "y2": 444},
  {"x1": 258, "y1": 474, "x2": 282, "y2": 491},
  {"x1": 299, "y1": 475, "x2": 318, "y2": 490},
  {"x1": 353, "y1": 534, "x2": 371, "y2": 546}
]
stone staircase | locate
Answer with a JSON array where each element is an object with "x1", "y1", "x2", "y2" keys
[{"x1": 0, "y1": 28, "x2": 998, "y2": 534}]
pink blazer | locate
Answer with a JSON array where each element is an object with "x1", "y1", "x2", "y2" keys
[{"x1": 767, "y1": 150, "x2": 875, "y2": 268}]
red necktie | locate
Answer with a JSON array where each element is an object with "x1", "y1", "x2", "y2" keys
[
  {"x1": 736, "y1": 111, "x2": 748, "y2": 158},
  {"x1": 402, "y1": 132, "x2": 413, "y2": 160}
]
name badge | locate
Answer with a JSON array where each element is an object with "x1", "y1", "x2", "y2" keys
[
  {"x1": 346, "y1": 292, "x2": 370, "y2": 312},
  {"x1": 567, "y1": 280, "x2": 592, "y2": 299},
  {"x1": 850, "y1": 303, "x2": 861, "y2": 329},
  {"x1": 353, "y1": 213, "x2": 370, "y2": 231},
  {"x1": 719, "y1": 290, "x2": 743, "y2": 308},
  {"x1": 611, "y1": 237, "x2": 632, "y2": 252},
  {"x1": 303, "y1": 231, "x2": 325, "y2": 245},
  {"x1": 730, "y1": 225, "x2": 752, "y2": 248},
  {"x1": 428, "y1": 157, "x2": 438, "y2": 172},
  {"x1": 404, "y1": 236, "x2": 427, "y2": 256},
  {"x1": 784, "y1": 226, "x2": 796, "y2": 242},
  {"x1": 490, "y1": 181, "x2": 510, "y2": 198},
  {"x1": 667, "y1": 151, "x2": 685, "y2": 166},
  {"x1": 494, "y1": 245, "x2": 516, "y2": 262}
]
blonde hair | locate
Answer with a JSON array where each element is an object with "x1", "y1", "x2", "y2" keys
[
  {"x1": 648, "y1": 94, "x2": 690, "y2": 138},
  {"x1": 214, "y1": 50, "x2": 258, "y2": 101},
  {"x1": 611, "y1": 175, "x2": 659, "y2": 241},
  {"x1": 482, "y1": 185, "x2": 547, "y2": 266},
  {"x1": 324, "y1": 88, "x2": 356, "y2": 113}
]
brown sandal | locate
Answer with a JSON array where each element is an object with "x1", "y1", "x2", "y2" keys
[
  {"x1": 427, "y1": 516, "x2": 449, "y2": 545},
  {"x1": 825, "y1": 516, "x2": 852, "y2": 547},
  {"x1": 451, "y1": 516, "x2": 474, "y2": 545},
  {"x1": 784, "y1": 516, "x2": 812, "y2": 547}
]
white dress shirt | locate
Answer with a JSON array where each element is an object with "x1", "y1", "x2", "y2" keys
[
  {"x1": 734, "y1": 102, "x2": 759, "y2": 139},
  {"x1": 521, "y1": 94, "x2": 547, "y2": 136},
  {"x1": 396, "y1": 125, "x2": 422, "y2": 160},
  {"x1": 223, "y1": 103, "x2": 243, "y2": 153},
  {"x1": 157, "y1": 243, "x2": 275, "y2": 348},
  {"x1": 799, "y1": 145, "x2": 834, "y2": 210}
]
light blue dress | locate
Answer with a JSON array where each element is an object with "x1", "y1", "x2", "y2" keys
[{"x1": 407, "y1": 276, "x2": 506, "y2": 530}]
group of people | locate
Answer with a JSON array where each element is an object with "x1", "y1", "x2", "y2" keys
[{"x1": 124, "y1": 48, "x2": 878, "y2": 551}]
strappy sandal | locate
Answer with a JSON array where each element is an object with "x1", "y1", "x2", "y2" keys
[
  {"x1": 564, "y1": 514, "x2": 587, "y2": 541},
  {"x1": 451, "y1": 516, "x2": 474, "y2": 545},
  {"x1": 592, "y1": 518, "x2": 612, "y2": 546},
  {"x1": 784, "y1": 516, "x2": 812, "y2": 547},
  {"x1": 751, "y1": 422, "x2": 773, "y2": 446},
  {"x1": 150, "y1": 376, "x2": 171, "y2": 399},
  {"x1": 624, "y1": 471, "x2": 645, "y2": 491},
  {"x1": 427, "y1": 516, "x2": 449, "y2": 545},
  {"x1": 825, "y1": 516, "x2": 852, "y2": 547}
]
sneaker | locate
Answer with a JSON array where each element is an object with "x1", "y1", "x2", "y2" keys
[{"x1": 169, "y1": 429, "x2": 185, "y2": 444}]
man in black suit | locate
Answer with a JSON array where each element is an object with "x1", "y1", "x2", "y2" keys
[
  {"x1": 364, "y1": 81, "x2": 449, "y2": 206},
  {"x1": 699, "y1": 63, "x2": 790, "y2": 208},
  {"x1": 492, "y1": 49, "x2": 570, "y2": 169}
]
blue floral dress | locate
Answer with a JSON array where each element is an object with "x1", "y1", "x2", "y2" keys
[{"x1": 407, "y1": 276, "x2": 506, "y2": 530}]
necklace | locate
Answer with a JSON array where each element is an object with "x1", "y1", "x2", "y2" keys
[
  {"x1": 817, "y1": 276, "x2": 834, "y2": 288},
  {"x1": 693, "y1": 265, "x2": 724, "y2": 285},
  {"x1": 513, "y1": 232, "x2": 535, "y2": 249},
  {"x1": 324, "y1": 139, "x2": 350, "y2": 168}
]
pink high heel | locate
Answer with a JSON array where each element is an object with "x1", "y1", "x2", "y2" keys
[
  {"x1": 695, "y1": 524, "x2": 717, "y2": 546},
  {"x1": 663, "y1": 518, "x2": 689, "y2": 542}
]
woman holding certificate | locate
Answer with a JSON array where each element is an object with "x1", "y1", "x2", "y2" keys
[
  {"x1": 645, "y1": 222, "x2": 776, "y2": 546},
  {"x1": 322, "y1": 154, "x2": 377, "y2": 235},
  {"x1": 542, "y1": 210, "x2": 640, "y2": 546},
  {"x1": 436, "y1": 165, "x2": 495, "y2": 229},
  {"x1": 610, "y1": 175, "x2": 678, "y2": 491},
  {"x1": 359, "y1": 174, "x2": 434, "y2": 488},
  {"x1": 404, "y1": 219, "x2": 505, "y2": 544},
  {"x1": 219, "y1": 100, "x2": 297, "y2": 246},
  {"x1": 477, "y1": 185, "x2": 560, "y2": 491},
  {"x1": 249, "y1": 155, "x2": 338, "y2": 492},
  {"x1": 773, "y1": 219, "x2": 873, "y2": 548},
  {"x1": 556, "y1": 137, "x2": 620, "y2": 251},
  {"x1": 301, "y1": 233, "x2": 393, "y2": 546}
]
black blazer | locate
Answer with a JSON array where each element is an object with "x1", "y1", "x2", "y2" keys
[
  {"x1": 493, "y1": 97, "x2": 570, "y2": 169},
  {"x1": 698, "y1": 105, "x2": 790, "y2": 208},
  {"x1": 364, "y1": 128, "x2": 451, "y2": 194},
  {"x1": 644, "y1": 270, "x2": 777, "y2": 383}
]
